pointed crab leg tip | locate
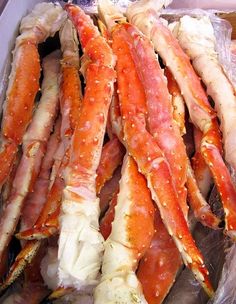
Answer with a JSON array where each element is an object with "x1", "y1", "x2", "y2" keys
[
  {"x1": 1, "y1": 240, "x2": 41, "y2": 290},
  {"x1": 198, "y1": 210, "x2": 221, "y2": 230}
]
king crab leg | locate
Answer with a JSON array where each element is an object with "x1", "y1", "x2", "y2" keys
[
  {"x1": 127, "y1": 0, "x2": 236, "y2": 239},
  {"x1": 165, "y1": 68, "x2": 186, "y2": 136},
  {"x1": 0, "y1": 50, "x2": 61, "y2": 264},
  {"x1": 20, "y1": 117, "x2": 61, "y2": 233},
  {"x1": 94, "y1": 155, "x2": 155, "y2": 303},
  {"x1": 0, "y1": 18, "x2": 83, "y2": 290},
  {"x1": 0, "y1": 3, "x2": 66, "y2": 189},
  {"x1": 192, "y1": 127, "x2": 213, "y2": 198},
  {"x1": 165, "y1": 68, "x2": 219, "y2": 227},
  {"x1": 16, "y1": 135, "x2": 124, "y2": 241},
  {"x1": 55, "y1": 3, "x2": 116, "y2": 289}
]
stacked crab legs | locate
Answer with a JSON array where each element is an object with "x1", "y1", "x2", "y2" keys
[
  {"x1": 0, "y1": 49, "x2": 61, "y2": 266},
  {"x1": 1, "y1": 3, "x2": 119, "y2": 294},
  {"x1": 2, "y1": 1, "x2": 236, "y2": 303},
  {"x1": 127, "y1": 0, "x2": 236, "y2": 239},
  {"x1": 0, "y1": 3, "x2": 66, "y2": 190},
  {"x1": 94, "y1": 1, "x2": 215, "y2": 301}
]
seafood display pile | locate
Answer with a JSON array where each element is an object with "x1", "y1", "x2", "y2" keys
[{"x1": 0, "y1": 0, "x2": 236, "y2": 303}]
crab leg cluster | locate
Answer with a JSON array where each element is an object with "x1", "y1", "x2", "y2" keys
[
  {"x1": 173, "y1": 16, "x2": 236, "y2": 172},
  {"x1": 127, "y1": 0, "x2": 236, "y2": 239},
  {"x1": 97, "y1": 1, "x2": 214, "y2": 298},
  {"x1": 0, "y1": 3, "x2": 66, "y2": 189},
  {"x1": 0, "y1": 50, "x2": 60, "y2": 263},
  {"x1": 2, "y1": 1, "x2": 236, "y2": 303}
]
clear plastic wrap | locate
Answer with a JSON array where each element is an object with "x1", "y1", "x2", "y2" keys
[
  {"x1": 162, "y1": 8, "x2": 235, "y2": 83},
  {"x1": 165, "y1": 226, "x2": 226, "y2": 304},
  {"x1": 209, "y1": 244, "x2": 236, "y2": 304}
]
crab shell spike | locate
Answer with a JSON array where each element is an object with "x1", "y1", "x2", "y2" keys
[
  {"x1": 94, "y1": 155, "x2": 154, "y2": 303},
  {"x1": 112, "y1": 23, "x2": 213, "y2": 297},
  {"x1": 0, "y1": 51, "x2": 61, "y2": 262},
  {"x1": 19, "y1": 2, "x2": 67, "y2": 43}
]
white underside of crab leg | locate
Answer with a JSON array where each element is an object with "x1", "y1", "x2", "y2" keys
[{"x1": 94, "y1": 155, "x2": 148, "y2": 304}]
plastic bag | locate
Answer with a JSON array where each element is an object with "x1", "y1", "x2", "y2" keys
[
  {"x1": 165, "y1": 226, "x2": 226, "y2": 304},
  {"x1": 162, "y1": 8, "x2": 235, "y2": 84},
  {"x1": 210, "y1": 244, "x2": 236, "y2": 304}
]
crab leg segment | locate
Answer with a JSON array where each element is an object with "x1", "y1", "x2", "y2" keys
[
  {"x1": 0, "y1": 3, "x2": 66, "y2": 188},
  {"x1": 0, "y1": 51, "x2": 60, "y2": 263},
  {"x1": 96, "y1": 137, "x2": 125, "y2": 194},
  {"x1": 0, "y1": 240, "x2": 41, "y2": 291},
  {"x1": 125, "y1": 23, "x2": 189, "y2": 220},
  {"x1": 165, "y1": 68, "x2": 186, "y2": 136},
  {"x1": 164, "y1": 68, "x2": 219, "y2": 227},
  {"x1": 192, "y1": 127, "x2": 213, "y2": 198},
  {"x1": 16, "y1": 18, "x2": 82, "y2": 240},
  {"x1": 137, "y1": 208, "x2": 182, "y2": 304},
  {"x1": 20, "y1": 117, "x2": 61, "y2": 233},
  {"x1": 111, "y1": 23, "x2": 213, "y2": 296},
  {"x1": 94, "y1": 155, "x2": 154, "y2": 303},
  {"x1": 127, "y1": 2, "x2": 236, "y2": 239},
  {"x1": 17, "y1": 136, "x2": 123, "y2": 242},
  {"x1": 54, "y1": 4, "x2": 116, "y2": 289},
  {"x1": 175, "y1": 16, "x2": 236, "y2": 172}
]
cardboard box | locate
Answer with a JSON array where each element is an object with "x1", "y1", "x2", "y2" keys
[{"x1": 0, "y1": 1, "x2": 235, "y2": 302}]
